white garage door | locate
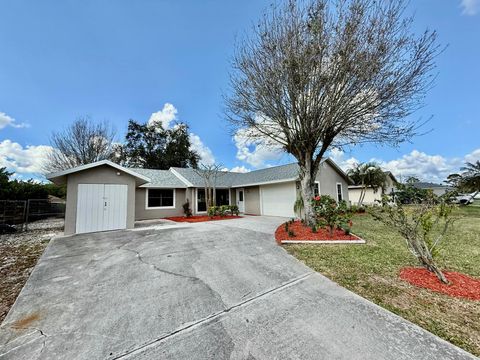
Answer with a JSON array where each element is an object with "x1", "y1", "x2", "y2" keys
[
  {"x1": 76, "y1": 184, "x2": 128, "y2": 234},
  {"x1": 261, "y1": 182, "x2": 296, "y2": 217}
]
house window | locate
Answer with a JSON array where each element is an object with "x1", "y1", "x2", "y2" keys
[
  {"x1": 336, "y1": 183, "x2": 343, "y2": 202},
  {"x1": 215, "y1": 189, "x2": 230, "y2": 206},
  {"x1": 147, "y1": 189, "x2": 175, "y2": 208},
  {"x1": 314, "y1": 182, "x2": 320, "y2": 197},
  {"x1": 197, "y1": 189, "x2": 207, "y2": 212}
]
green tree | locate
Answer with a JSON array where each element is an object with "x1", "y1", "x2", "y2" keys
[
  {"x1": 459, "y1": 161, "x2": 480, "y2": 193},
  {"x1": 347, "y1": 162, "x2": 387, "y2": 206},
  {"x1": 117, "y1": 120, "x2": 200, "y2": 169}
]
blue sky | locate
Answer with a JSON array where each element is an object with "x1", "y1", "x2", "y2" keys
[{"x1": 0, "y1": 0, "x2": 479, "y2": 183}]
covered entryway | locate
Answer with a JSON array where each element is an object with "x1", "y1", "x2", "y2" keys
[
  {"x1": 260, "y1": 181, "x2": 296, "y2": 217},
  {"x1": 76, "y1": 184, "x2": 128, "y2": 234}
]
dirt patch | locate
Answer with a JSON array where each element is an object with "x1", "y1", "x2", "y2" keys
[
  {"x1": 0, "y1": 218, "x2": 62, "y2": 324},
  {"x1": 275, "y1": 220, "x2": 361, "y2": 243},
  {"x1": 400, "y1": 267, "x2": 480, "y2": 301},
  {"x1": 166, "y1": 215, "x2": 242, "y2": 223}
]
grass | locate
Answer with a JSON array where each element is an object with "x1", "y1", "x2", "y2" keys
[{"x1": 285, "y1": 206, "x2": 480, "y2": 356}]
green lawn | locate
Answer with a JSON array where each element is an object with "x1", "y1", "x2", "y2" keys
[{"x1": 285, "y1": 206, "x2": 480, "y2": 356}]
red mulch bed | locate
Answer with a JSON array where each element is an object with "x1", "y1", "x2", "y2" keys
[
  {"x1": 166, "y1": 215, "x2": 242, "y2": 223},
  {"x1": 400, "y1": 267, "x2": 480, "y2": 301},
  {"x1": 275, "y1": 220, "x2": 361, "y2": 244}
]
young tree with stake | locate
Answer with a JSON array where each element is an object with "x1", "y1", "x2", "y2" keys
[{"x1": 225, "y1": 0, "x2": 440, "y2": 224}]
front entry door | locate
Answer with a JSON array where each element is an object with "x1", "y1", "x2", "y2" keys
[{"x1": 236, "y1": 188, "x2": 245, "y2": 213}]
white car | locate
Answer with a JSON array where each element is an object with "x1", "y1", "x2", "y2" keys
[{"x1": 454, "y1": 192, "x2": 478, "y2": 205}]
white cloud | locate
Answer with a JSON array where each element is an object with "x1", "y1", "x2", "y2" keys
[
  {"x1": 461, "y1": 0, "x2": 479, "y2": 15},
  {"x1": 189, "y1": 132, "x2": 215, "y2": 166},
  {"x1": 330, "y1": 148, "x2": 480, "y2": 183},
  {"x1": 233, "y1": 129, "x2": 284, "y2": 168},
  {"x1": 0, "y1": 112, "x2": 28, "y2": 130},
  {"x1": 147, "y1": 103, "x2": 216, "y2": 166},
  {"x1": 148, "y1": 103, "x2": 178, "y2": 129},
  {"x1": 464, "y1": 148, "x2": 480, "y2": 163},
  {"x1": 222, "y1": 165, "x2": 250, "y2": 173},
  {"x1": 328, "y1": 148, "x2": 360, "y2": 171},
  {"x1": 0, "y1": 139, "x2": 52, "y2": 178}
]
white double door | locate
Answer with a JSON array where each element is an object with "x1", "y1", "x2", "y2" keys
[{"x1": 76, "y1": 184, "x2": 128, "y2": 234}]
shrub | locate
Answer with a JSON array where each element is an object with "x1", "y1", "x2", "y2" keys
[
  {"x1": 287, "y1": 229, "x2": 296, "y2": 237},
  {"x1": 182, "y1": 199, "x2": 193, "y2": 217},
  {"x1": 312, "y1": 195, "x2": 352, "y2": 237},
  {"x1": 207, "y1": 206, "x2": 218, "y2": 217},
  {"x1": 219, "y1": 205, "x2": 230, "y2": 217},
  {"x1": 284, "y1": 222, "x2": 289, "y2": 232},
  {"x1": 369, "y1": 199, "x2": 455, "y2": 284},
  {"x1": 229, "y1": 205, "x2": 240, "y2": 216},
  {"x1": 310, "y1": 224, "x2": 317, "y2": 233}
]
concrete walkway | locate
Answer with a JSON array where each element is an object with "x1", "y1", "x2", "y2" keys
[{"x1": 0, "y1": 216, "x2": 476, "y2": 359}]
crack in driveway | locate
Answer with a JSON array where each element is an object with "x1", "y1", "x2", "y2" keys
[
  {"x1": 110, "y1": 272, "x2": 314, "y2": 359},
  {"x1": 119, "y1": 247, "x2": 200, "y2": 282}
]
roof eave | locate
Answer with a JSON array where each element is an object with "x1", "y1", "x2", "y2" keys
[{"x1": 46, "y1": 160, "x2": 151, "y2": 185}]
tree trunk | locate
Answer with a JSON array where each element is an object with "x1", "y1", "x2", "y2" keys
[
  {"x1": 424, "y1": 260, "x2": 449, "y2": 284},
  {"x1": 299, "y1": 157, "x2": 317, "y2": 226}
]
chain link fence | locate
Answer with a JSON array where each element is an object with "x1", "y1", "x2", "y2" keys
[{"x1": 0, "y1": 199, "x2": 65, "y2": 233}]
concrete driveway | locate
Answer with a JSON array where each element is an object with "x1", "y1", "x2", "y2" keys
[{"x1": 0, "y1": 216, "x2": 475, "y2": 359}]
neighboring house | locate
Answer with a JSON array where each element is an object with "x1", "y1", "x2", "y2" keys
[
  {"x1": 411, "y1": 182, "x2": 452, "y2": 197},
  {"x1": 47, "y1": 158, "x2": 352, "y2": 235},
  {"x1": 348, "y1": 172, "x2": 398, "y2": 205}
]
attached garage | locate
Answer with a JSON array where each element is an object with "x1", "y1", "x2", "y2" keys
[{"x1": 260, "y1": 181, "x2": 296, "y2": 217}]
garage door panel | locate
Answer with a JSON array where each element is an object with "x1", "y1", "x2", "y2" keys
[
  {"x1": 103, "y1": 184, "x2": 127, "y2": 231},
  {"x1": 77, "y1": 184, "x2": 105, "y2": 234},
  {"x1": 76, "y1": 184, "x2": 128, "y2": 234},
  {"x1": 261, "y1": 182, "x2": 296, "y2": 217}
]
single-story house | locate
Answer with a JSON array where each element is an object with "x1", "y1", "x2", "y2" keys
[
  {"x1": 47, "y1": 158, "x2": 352, "y2": 235},
  {"x1": 348, "y1": 171, "x2": 398, "y2": 205}
]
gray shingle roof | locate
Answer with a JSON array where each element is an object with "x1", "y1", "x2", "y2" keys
[
  {"x1": 130, "y1": 158, "x2": 350, "y2": 188},
  {"x1": 170, "y1": 163, "x2": 301, "y2": 187},
  {"x1": 412, "y1": 182, "x2": 451, "y2": 189},
  {"x1": 130, "y1": 168, "x2": 188, "y2": 188}
]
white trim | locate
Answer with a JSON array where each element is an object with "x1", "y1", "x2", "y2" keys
[
  {"x1": 236, "y1": 188, "x2": 245, "y2": 213},
  {"x1": 169, "y1": 168, "x2": 194, "y2": 187},
  {"x1": 336, "y1": 182, "x2": 344, "y2": 202},
  {"x1": 231, "y1": 177, "x2": 297, "y2": 188},
  {"x1": 145, "y1": 188, "x2": 176, "y2": 210},
  {"x1": 46, "y1": 160, "x2": 150, "y2": 182},
  {"x1": 140, "y1": 184, "x2": 187, "y2": 189},
  {"x1": 314, "y1": 181, "x2": 321, "y2": 197}
]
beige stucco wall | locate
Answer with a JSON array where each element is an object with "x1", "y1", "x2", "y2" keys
[
  {"x1": 64, "y1": 165, "x2": 136, "y2": 235},
  {"x1": 244, "y1": 186, "x2": 261, "y2": 215},
  {"x1": 316, "y1": 161, "x2": 350, "y2": 203},
  {"x1": 135, "y1": 188, "x2": 187, "y2": 220},
  {"x1": 348, "y1": 188, "x2": 382, "y2": 205}
]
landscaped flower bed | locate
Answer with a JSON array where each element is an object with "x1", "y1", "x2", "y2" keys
[
  {"x1": 275, "y1": 220, "x2": 364, "y2": 244},
  {"x1": 166, "y1": 215, "x2": 242, "y2": 223},
  {"x1": 400, "y1": 267, "x2": 480, "y2": 301}
]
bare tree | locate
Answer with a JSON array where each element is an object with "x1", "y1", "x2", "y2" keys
[
  {"x1": 226, "y1": 0, "x2": 440, "y2": 224},
  {"x1": 46, "y1": 117, "x2": 116, "y2": 172},
  {"x1": 193, "y1": 164, "x2": 225, "y2": 209}
]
